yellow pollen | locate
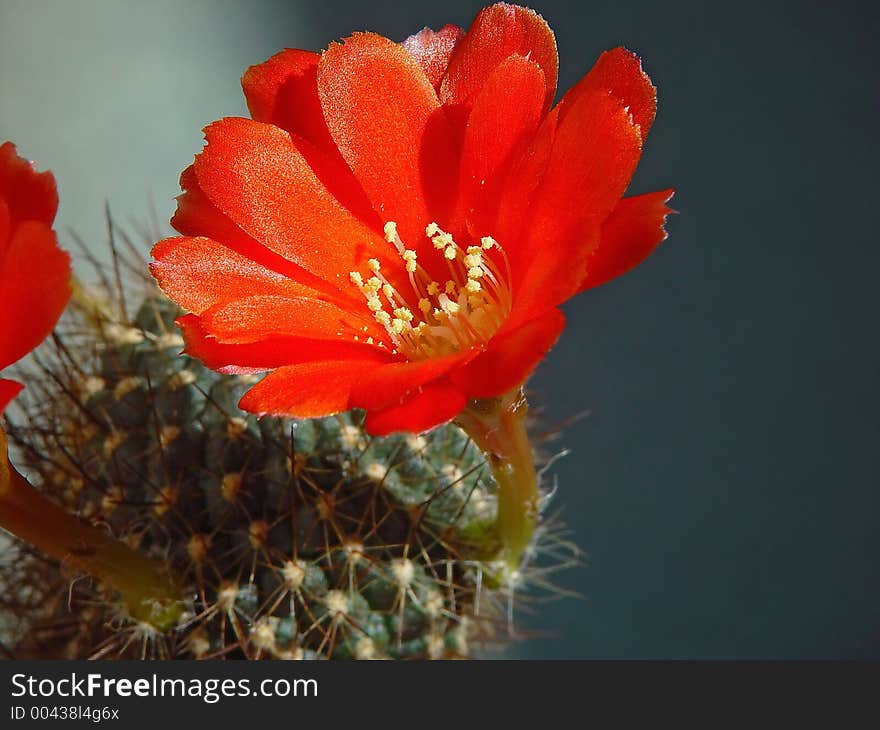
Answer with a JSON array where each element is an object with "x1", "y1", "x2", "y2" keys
[
  {"x1": 350, "y1": 221, "x2": 513, "y2": 359},
  {"x1": 383, "y1": 221, "x2": 398, "y2": 242},
  {"x1": 367, "y1": 295, "x2": 382, "y2": 312}
]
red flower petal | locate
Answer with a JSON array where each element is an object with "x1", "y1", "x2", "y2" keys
[
  {"x1": 350, "y1": 349, "x2": 476, "y2": 411},
  {"x1": 508, "y1": 88, "x2": 643, "y2": 323},
  {"x1": 402, "y1": 24, "x2": 464, "y2": 92},
  {"x1": 580, "y1": 189, "x2": 675, "y2": 291},
  {"x1": 0, "y1": 141, "x2": 58, "y2": 230},
  {"x1": 238, "y1": 360, "x2": 384, "y2": 418},
  {"x1": 440, "y1": 3, "x2": 558, "y2": 115},
  {"x1": 0, "y1": 221, "x2": 71, "y2": 370},
  {"x1": 242, "y1": 49, "x2": 334, "y2": 150},
  {"x1": 240, "y1": 51, "x2": 378, "y2": 223},
  {"x1": 0, "y1": 378, "x2": 24, "y2": 413},
  {"x1": 192, "y1": 117, "x2": 397, "y2": 293},
  {"x1": 178, "y1": 314, "x2": 389, "y2": 375},
  {"x1": 318, "y1": 32, "x2": 459, "y2": 247},
  {"x1": 562, "y1": 47, "x2": 657, "y2": 137},
  {"x1": 151, "y1": 235, "x2": 316, "y2": 315},
  {"x1": 364, "y1": 380, "x2": 466, "y2": 436},
  {"x1": 171, "y1": 165, "x2": 357, "y2": 302},
  {"x1": 200, "y1": 294, "x2": 384, "y2": 344},
  {"x1": 459, "y1": 54, "x2": 545, "y2": 232},
  {"x1": 451, "y1": 308, "x2": 564, "y2": 399}
]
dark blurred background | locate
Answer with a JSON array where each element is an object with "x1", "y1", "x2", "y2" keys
[{"x1": 1, "y1": 0, "x2": 877, "y2": 658}]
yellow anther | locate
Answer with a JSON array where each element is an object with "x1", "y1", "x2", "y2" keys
[
  {"x1": 468, "y1": 266, "x2": 483, "y2": 279},
  {"x1": 368, "y1": 258, "x2": 381, "y2": 272},
  {"x1": 445, "y1": 281, "x2": 457, "y2": 295},
  {"x1": 464, "y1": 253, "x2": 482, "y2": 268},
  {"x1": 382, "y1": 283, "x2": 395, "y2": 298},
  {"x1": 442, "y1": 300, "x2": 461, "y2": 315},
  {"x1": 383, "y1": 221, "x2": 398, "y2": 242},
  {"x1": 393, "y1": 307, "x2": 414, "y2": 322},
  {"x1": 418, "y1": 298, "x2": 431, "y2": 314},
  {"x1": 364, "y1": 277, "x2": 382, "y2": 292},
  {"x1": 375, "y1": 311, "x2": 391, "y2": 326},
  {"x1": 481, "y1": 236, "x2": 497, "y2": 249},
  {"x1": 425, "y1": 222, "x2": 440, "y2": 237},
  {"x1": 444, "y1": 245, "x2": 457, "y2": 260},
  {"x1": 391, "y1": 318, "x2": 408, "y2": 334},
  {"x1": 366, "y1": 336, "x2": 375, "y2": 345},
  {"x1": 427, "y1": 281, "x2": 441, "y2": 296},
  {"x1": 349, "y1": 271, "x2": 363, "y2": 287},
  {"x1": 366, "y1": 295, "x2": 383, "y2": 312},
  {"x1": 465, "y1": 280, "x2": 482, "y2": 293},
  {"x1": 403, "y1": 249, "x2": 417, "y2": 272}
]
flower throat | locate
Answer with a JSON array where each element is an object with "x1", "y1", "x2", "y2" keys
[{"x1": 349, "y1": 222, "x2": 512, "y2": 359}]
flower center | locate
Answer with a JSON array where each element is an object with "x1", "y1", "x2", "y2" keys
[{"x1": 349, "y1": 221, "x2": 512, "y2": 359}]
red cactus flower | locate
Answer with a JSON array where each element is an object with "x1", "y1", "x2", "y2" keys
[
  {"x1": 0, "y1": 142, "x2": 71, "y2": 413},
  {"x1": 151, "y1": 3, "x2": 673, "y2": 437}
]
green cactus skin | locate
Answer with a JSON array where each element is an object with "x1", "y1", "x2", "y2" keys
[{"x1": 1, "y1": 284, "x2": 577, "y2": 660}]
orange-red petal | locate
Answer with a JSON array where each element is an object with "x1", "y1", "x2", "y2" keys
[
  {"x1": 508, "y1": 88, "x2": 643, "y2": 322},
  {"x1": 151, "y1": 235, "x2": 316, "y2": 315},
  {"x1": 364, "y1": 380, "x2": 466, "y2": 436},
  {"x1": 451, "y1": 308, "x2": 565, "y2": 399},
  {"x1": 192, "y1": 117, "x2": 396, "y2": 292},
  {"x1": 562, "y1": 47, "x2": 656, "y2": 137},
  {"x1": 0, "y1": 378, "x2": 24, "y2": 413},
  {"x1": 440, "y1": 3, "x2": 558, "y2": 115},
  {"x1": 178, "y1": 314, "x2": 388, "y2": 375},
  {"x1": 318, "y1": 32, "x2": 458, "y2": 248},
  {"x1": 0, "y1": 221, "x2": 71, "y2": 370},
  {"x1": 200, "y1": 294, "x2": 383, "y2": 344},
  {"x1": 0, "y1": 141, "x2": 58, "y2": 230},
  {"x1": 171, "y1": 165, "x2": 358, "y2": 303},
  {"x1": 459, "y1": 54, "x2": 545, "y2": 232},
  {"x1": 240, "y1": 50, "x2": 378, "y2": 224},
  {"x1": 238, "y1": 360, "x2": 384, "y2": 418},
  {"x1": 580, "y1": 189, "x2": 675, "y2": 291},
  {"x1": 402, "y1": 24, "x2": 464, "y2": 92},
  {"x1": 350, "y1": 349, "x2": 476, "y2": 411},
  {"x1": 242, "y1": 49, "x2": 333, "y2": 150}
]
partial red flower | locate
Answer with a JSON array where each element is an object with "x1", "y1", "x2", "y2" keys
[
  {"x1": 0, "y1": 142, "x2": 71, "y2": 413},
  {"x1": 151, "y1": 3, "x2": 674, "y2": 435}
]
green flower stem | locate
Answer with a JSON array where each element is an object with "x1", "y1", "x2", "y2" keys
[
  {"x1": 0, "y1": 428, "x2": 181, "y2": 630},
  {"x1": 456, "y1": 387, "x2": 538, "y2": 570}
]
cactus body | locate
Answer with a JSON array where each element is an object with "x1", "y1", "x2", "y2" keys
[{"x1": 3, "y1": 290, "x2": 535, "y2": 659}]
